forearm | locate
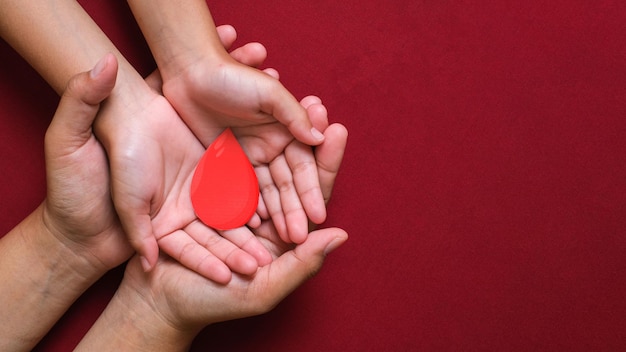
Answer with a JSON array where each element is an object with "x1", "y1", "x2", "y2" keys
[
  {"x1": 0, "y1": 205, "x2": 106, "y2": 351},
  {"x1": 127, "y1": 0, "x2": 226, "y2": 80},
  {"x1": 0, "y1": 0, "x2": 164, "y2": 155},
  {"x1": 0, "y1": 0, "x2": 148, "y2": 100},
  {"x1": 75, "y1": 272, "x2": 197, "y2": 352}
]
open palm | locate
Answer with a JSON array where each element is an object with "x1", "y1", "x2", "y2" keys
[
  {"x1": 92, "y1": 27, "x2": 277, "y2": 283},
  {"x1": 119, "y1": 121, "x2": 348, "y2": 331}
]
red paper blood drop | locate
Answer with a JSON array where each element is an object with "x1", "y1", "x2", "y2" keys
[{"x1": 190, "y1": 128, "x2": 258, "y2": 230}]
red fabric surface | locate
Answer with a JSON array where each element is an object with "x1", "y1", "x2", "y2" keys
[{"x1": 1, "y1": 1, "x2": 626, "y2": 350}]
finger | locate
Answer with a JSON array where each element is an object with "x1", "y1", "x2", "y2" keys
[
  {"x1": 256, "y1": 165, "x2": 288, "y2": 242},
  {"x1": 229, "y1": 42, "x2": 268, "y2": 68},
  {"x1": 300, "y1": 95, "x2": 322, "y2": 108},
  {"x1": 250, "y1": 220, "x2": 293, "y2": 258},
  {"x1": 247, "y1": 212, "x2": 262, "y2": 229},
  {"x1": 284, "y1": 99, "x2": 330, "y2": 225},
  {"x1": 285, "y1": 140, "x2": 326, "y2": 224},
  {"x1": 262, "y1": 83, "x2": 325, "y2": 146},
  {"x1": 215, "y1": 24, "x2": 237, "y2": 50},
  {"x1": 263, "y1": 68, "x2": 280, "y2": 80},
  {"x1": 302, "y1": 99, "x2": 330, "y2": 133},
  {"x1": 269, "y1": 154, "x2": 309, "y2": 244},
  {"x1": 115, "y1": 208, "x2": 160, "y2": 273},
  {"x1": 256, "y1": 192, "x2": 270, "y2": 220},
  {"x1": 255, "y1": 228, "x2": 348, "y2": 307},
  {"x1": 186, "y1": 221, "x2": 272, "y2": 277},
  {"x1": 157, "y1": 227, "x2": 233, "y2": 284},
  {"x1": 236, "y1": 123, "x2": 294, "y2": 166},
  {"x1": 76, "y1": 53, "x2": 117, "y2": 104},
  {"x1": 315, "y1": 123, "x2": 348, "y2": 203},
  {"x1": 220, "y1": 227, "x2": 274, "y2": 267},
  {"x1": 47, "y1": 53, "x2": 118, "y2": 151}
]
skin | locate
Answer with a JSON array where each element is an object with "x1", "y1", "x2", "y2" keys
[
  {"x1": 126, "y1": 0, "x2": 325, "y2": 146},
  {"x1": 0, "y1": 1, "x2": 349, "y2": 348},
  {"x1": 0, "y1": 54, "x2": 128, "y2": 352},
  {"x1": 76, "y1": 119, "x2": 348, "y2": 352},
  {"x1": 127, "y1": 0, "x2": 328, "y2": 244},
  {"x1": 0, "y1": 0, "x2": 321, "y2": 279},
  {"x1": 0, "y1": 23, "x2": 341, "y2": 351}
]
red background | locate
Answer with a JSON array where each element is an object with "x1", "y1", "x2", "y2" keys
[{"x1": 2, "y1": 1, "x2": 626, "y2": 350}]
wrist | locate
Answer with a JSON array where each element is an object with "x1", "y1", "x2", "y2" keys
[
  {"x1": 160, "y1": 43, "x2": 229, "y2": 84},
  {"x1": 36, "y1": 203, "x2": 108, "y2": 285},
  {"x1": 128, "y1": 0, "x2": 227, "y2": 82},
  {"x1": 76, "y1": 265, "x2": 197, "y2": 351}
]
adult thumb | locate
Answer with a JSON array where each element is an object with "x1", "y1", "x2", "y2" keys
[
  {"x1": 47, "y1": 53, "x2": 118, "y2": 146},
  {"x1": 263, "y1": 227, "x2": 348, "y2": 306}
]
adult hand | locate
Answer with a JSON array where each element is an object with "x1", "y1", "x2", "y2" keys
[
  {"x1": 74, "y1": 121, "x2": 348, "y2": 351},
  {"x1": 43, "y1": 53, "x2": 132, "y2": 273},
  {"x1": 0, "y1": 55, "x2": 131, "y2": 351}
]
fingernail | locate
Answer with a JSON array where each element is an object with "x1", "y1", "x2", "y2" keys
[
  {"x1": 90, "y1": 55, "x2": 108, "y2": 78},
  {"x1": 311, "y1": 127, "x2": 325, "y2": 141},
  {"x1": 324, "y1": 237, "x2": 346, "y2": 255},
  {"x1": 140, "y1": 256, "x2": 152, "y2": 272}
]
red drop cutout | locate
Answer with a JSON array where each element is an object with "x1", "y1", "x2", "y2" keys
[{"x1": 190, "y1": 128, "x2": 258, "y2": 230}]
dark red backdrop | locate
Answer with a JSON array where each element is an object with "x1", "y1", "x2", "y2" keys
[{"x1": 1, "y1": 1, "x2": 625, "y2": 350}]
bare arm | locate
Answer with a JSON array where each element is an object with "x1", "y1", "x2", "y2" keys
[
  {"x1": 0, "y1": 1, "x2": 269, "y2": 276},
  {"x1": 75, "y1": 122, "x2": 349, "y2": 352},
  {"x1": 0, "y1": 0, "x2": 149, "y2": 99},
  {"x1": 0, "y1": 207, "x2": 104, "y2": 350},
  {"x1": 126, "y1": 0, "x2": 324, "y2": 146},
  {"x1": 126, "y1": 0, "x2": 225, "y2": 79},
  {"x1": 0, "y1": 55, "x2": 129, "y2": 351},
  {"x1": 126, "y1": 0, "x2": 331, "y2": 243}
]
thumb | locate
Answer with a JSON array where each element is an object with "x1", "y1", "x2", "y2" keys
[
  {"x1": 109, "y1": 178, "x2": 159, "y2": 272},
  {"x1": 116, "y1": 208, "x2": 160, "y2": 273},
  {"x1": 262, "y1": 227, "x2": 348, "y2": 305},
  {"x1": 47, "y1": 53, "x2": 118, "y2": 147},
  {"x1": 265, "y1": 82, "x2": 325, "y2": 146}
]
